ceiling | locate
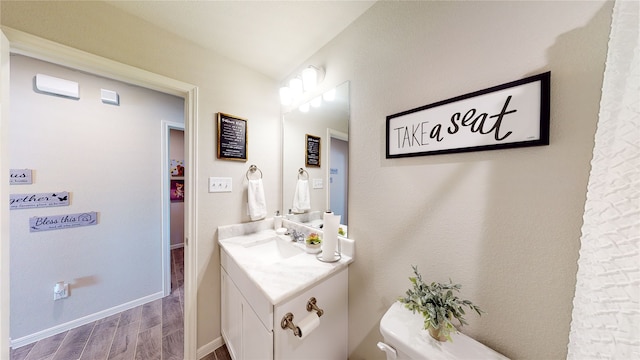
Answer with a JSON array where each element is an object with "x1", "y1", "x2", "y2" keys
[{"x1": 106, "y1": 1, "x2": 376, "y2": 81}]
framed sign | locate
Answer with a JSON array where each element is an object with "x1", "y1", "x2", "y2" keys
[
  {"x1": 170, "y1": 179, "x2": 184, "y2": 202},
  {"x1": 10, "y1": 169, "x2": 33, "y2": 185},
  {"x1": 306, "y1": 134, "x2": 321, "y2": 167},
  {"x1": 386, "y1": 72, "x2": 550, "y2": 158},
  {"x1": 217, "y1": 112, "x2": 247, "y2": 161},
  {"x1": 10, "y1": 191, "x2": 70, "y2": 210},
  {"x1": 30, "y1": 211, "x2": 97, "y2": 232}
]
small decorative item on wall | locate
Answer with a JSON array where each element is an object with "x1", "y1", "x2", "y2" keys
[
  {"x1": 170, "y1": 180, "x2": 185, "y2": 202},
  {"x1": 29, "y1": 211, "x2": 98, "y2": 232},
  {"x1": 386, "y1": 72, "x2": 550, "y2": 158},
  {"x1": 306, "y1": 134, "x2": 321, "y2": 167},
  {"x1": 10, "y1": 169, "x2": 33, "y2": 185},
  {"x1": 10, "y1": 191, "x2": 70, "y2": 210},
  {"x1": 217, "y1": 112, "x2": 247, "y2": 161},
  {"x1": 170, "y1": 159, "x2": 184, "y2": 177}
]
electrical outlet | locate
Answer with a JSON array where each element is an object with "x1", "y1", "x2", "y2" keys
[
  {"x1": 312, "y1": 178, "x2": 323, "y2": 189},
  {"x1": 209, "y1": 177, "x2": 232, "y2": 193},
  {"x1": 53, "y1": 282, "x2": 69, "y2": 300}
]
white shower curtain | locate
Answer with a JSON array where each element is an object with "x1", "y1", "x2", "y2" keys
[{"x1": 567, "y1": 0, "x2": 639, "y2": 359}]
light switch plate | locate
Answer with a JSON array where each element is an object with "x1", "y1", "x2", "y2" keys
[
  {"x1": 312, "y1": 178, "x2": 323, "y2": 189},
  {"x1": 209, "y1": 177, "x2": 232, "y2": 193}
]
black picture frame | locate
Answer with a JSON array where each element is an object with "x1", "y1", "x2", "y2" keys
[
  {"x1": 386, "y1": 72, "x2": 550, "y2": 158},
  {"x1": 217, "y1": 112, "x2": 248, "y2": 161},
  {"x1": 306, "y1": 134, "x2": 321, "y2": 167}
]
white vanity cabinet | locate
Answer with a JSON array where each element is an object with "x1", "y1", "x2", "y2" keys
[
  {"x1": 221, "y1": 250, "x2": 274, "y2": 360},
  {"x1": 221, "y1": 248, "x2": 349, "y2": 360}
]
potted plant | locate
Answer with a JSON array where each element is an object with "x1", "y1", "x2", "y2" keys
[
  {"x1": 398, "y1": 265, "x2": 483, "y2": 342},
  {"x1": 305, "y1": 232, "x2": 321, "y2": 253}
]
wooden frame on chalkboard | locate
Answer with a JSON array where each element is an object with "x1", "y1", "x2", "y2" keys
[
  {"x1": 305, "y1": 134, "x2": 321, "y2": 167},
  {"x1": 217, "y1": 113, "x2": 248, "y2": 161}
]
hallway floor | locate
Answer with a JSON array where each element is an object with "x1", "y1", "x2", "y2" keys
[{"x1": 9, "y1": 247, "x2": 229, "y2": 360}]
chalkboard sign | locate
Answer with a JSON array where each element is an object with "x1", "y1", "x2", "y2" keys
[
  {"x1": 217, "y1": 113, "x2": 247, "y2": 161},
  {"x1": 306, "y1": 134, "x2": 321, "y2": 167}
]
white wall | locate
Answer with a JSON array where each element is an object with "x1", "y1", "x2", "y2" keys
[
  {"x1": 1, "y1": 1, "x2": 281, "y2": 350},
  {"x1": 9, "y1": 54, "x2": 184, "y2": 340},
  {"x1": 286, "y1": 1, "x2": 614, "y2": 359}
]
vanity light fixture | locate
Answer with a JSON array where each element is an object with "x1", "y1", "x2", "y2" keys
[
  {"x1": 279, "y1": 65, "x2": 325, "y2": 107},
  {"x1": 302, "y1": 66, "x2": 319, "y2": 91},
  {"x1": 311, "y1": 96, "x2": 322, "y2": 108},
  {"x1": 299, "y1": 102, "x2": 310, "y2": 113},
  {"x1": 289, "y1": 77, "x2": 303, "y2": 98}
]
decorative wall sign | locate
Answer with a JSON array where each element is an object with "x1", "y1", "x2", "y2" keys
[
  {"x1": 217, "y1": 112, "x2": 247, "y2": 161},
  {"x1": 170, "y1": 180, "x2": 184, "y2": 202},
  {"x1": 386, "y1": 72, "x2": 550, "y2": 158},
  {"x1": 306, "y1": 134, "x2": 321, "y2": 167},
  {"x1": 170, "y1": 159, "x2": 184, "y2": 177},
  {"x1": 10, "y1": 191, "x2": 70, "y2": 210},
  {"x1": 29, "y1": 211, "x2": 98, "y2": 232},
  {"x1": 10, "y1": 169, "x2": 33, "y2": 185}
]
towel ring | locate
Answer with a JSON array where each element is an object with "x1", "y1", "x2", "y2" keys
[
  {"x1": 246, "y1": 165, "x2": 263, "y2": 180},
  {"x1": 298, "y1": 168, "x2": 309, "y2": 180}
]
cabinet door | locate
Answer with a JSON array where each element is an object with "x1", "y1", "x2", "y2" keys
[
  {"x1": 242, "y1": 302, "x2": 273, "y2": 360},
  {"x1": 221, "y1": 269, "x2": 242, "y2": 360},
  {"x1": 274, "y1": 268, "x2": 348, "y2": 360}
]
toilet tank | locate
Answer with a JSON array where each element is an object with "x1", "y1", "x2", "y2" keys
[{"x1": 378, "y1": 302, "x2": 509, "y2": 360}]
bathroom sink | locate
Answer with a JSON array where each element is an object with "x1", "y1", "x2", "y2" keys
[{"x1": 241, "y1": 236, "x2": 304, "y2": 264}]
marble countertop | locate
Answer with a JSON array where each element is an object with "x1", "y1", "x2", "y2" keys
[{"x1": 219, "y1": 222, "x2": 354, "y2": 305}]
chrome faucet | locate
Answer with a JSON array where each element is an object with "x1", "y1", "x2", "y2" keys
[{"x1": 287, "y1": 229, "x2": 305, "y2": 243}]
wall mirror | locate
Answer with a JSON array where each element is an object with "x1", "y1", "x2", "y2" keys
[{"x1": 282, "y1": 81, "x2": 350, "y2": 234}]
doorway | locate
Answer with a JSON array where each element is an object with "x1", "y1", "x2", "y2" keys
[
  {"x1": 1, "y1": 29, "x2": 198, "y2": 359},
  {"x1": 327, "y1": 129, "x2": 349, "y2": 226}
]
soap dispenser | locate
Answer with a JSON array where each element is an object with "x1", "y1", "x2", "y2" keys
[{"x1": 274, "y1": 210, "x2": 282, "y2": 230}]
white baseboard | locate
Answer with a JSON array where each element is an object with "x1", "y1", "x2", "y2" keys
[
  {"x1": 170, "y1": 243, "x2": 184, "y2": 250},
  {"x1": 197, "y1": 336, "x2": 225, "y2": 359},
  {"x1": 10, "y1": 291, "x2": 164, "y2": 349}
]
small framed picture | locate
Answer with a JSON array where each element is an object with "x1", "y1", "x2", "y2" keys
[
  {"x1": 217, "y1": 113, "x2": 248, "y2": 161},
  {"x1": 170, "y1": 180, "x2": 185, "y2": 202},
  {"x1": 306, "y1": 134, "x2": 321, "y2": 167}
]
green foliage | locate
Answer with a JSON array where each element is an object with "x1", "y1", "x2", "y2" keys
[
  {"x1": 398, "y1": 265, "x2": 483, "y2": 342},
  {"x1": 305, "y1": 232, "x2": 321, "y2": 245}
]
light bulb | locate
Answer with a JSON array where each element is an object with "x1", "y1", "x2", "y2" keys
[
  {"x1": 302, "y1": 67, "x2": 318, "y2": 92},
  {"x1": 299, "y1": 103, "x2": 310, "y2": 113},
  {"x1": 311, "y1": 96, "x2": 322, "y2": 108},
  {"x1": 289, "y1": 78, "x2": 303, "y2": 98}
]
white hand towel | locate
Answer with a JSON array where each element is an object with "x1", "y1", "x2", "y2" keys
[
  {"x1": 247, "y1": 179, "x2": 267, "y2": 221},
  {"x1": 292, "y1": 179, "x2": 311, "y2": 213}
]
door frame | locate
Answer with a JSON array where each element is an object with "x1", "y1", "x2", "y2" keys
[
  {"x1": 0, "y1": 28, "x2": 199, "y2": 359},
  {"x1": 162, "y1": 122, "x2": 185, "y2": 296},
  {"x1": 325, "y1": 128, "x2": 348, "y2": 217}
]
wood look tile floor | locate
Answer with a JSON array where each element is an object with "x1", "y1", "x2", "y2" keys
[{"x1": 10, "y1": 248, "x2": 231, "y2": 360}]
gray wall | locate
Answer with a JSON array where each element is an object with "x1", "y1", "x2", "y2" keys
[{"x1": 9, "y1": 54, "x2": 184, "y2": 340}]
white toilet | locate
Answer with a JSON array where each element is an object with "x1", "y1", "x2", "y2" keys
[{"x1": 378, "y1": 302, "x2": 509, "y2": 359}]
